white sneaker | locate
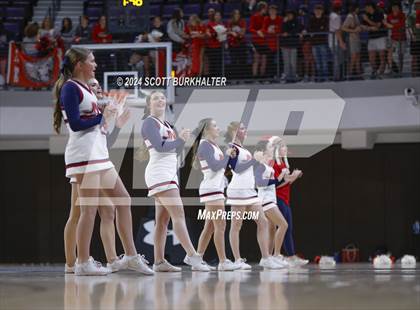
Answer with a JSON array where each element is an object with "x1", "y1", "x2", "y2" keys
[
  {"x1": 259, "y1": 257, "x2": 283, "y2": 270},
  {"x1": 124, "y1": 254, "x2": 154, "y2": 275},
  {"x1": 64, "y1": 264, "x2": 75, "y2": 274},
  {"x1": 107, "y1": 255, "x2": 128, "y2": 272},
  {"x1": 286, "y1": 256, "x2": 309, "y2": 267},
  {"x1": 153, "y1": 259, "x2": 182, "y2": 272},
  {"x1": 218, "y1": 259, "x2": 240, "y2": 271},
  {"x1": 74, "y1": 258, "x2": 111, "y2": 276},
  {"x1": 273, "y1": 255, "x2": 290, "y2": 268},
  {"x1": 234, "y1": 258, "x2": 252, "y2": 270},
  {"x1": 184, "y1": 254, "x2": 211, "y2": 272}
]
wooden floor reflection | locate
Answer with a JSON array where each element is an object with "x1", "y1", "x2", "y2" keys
[{"x1": 1, "y1": 264, "x2": 419, "y2": 309}]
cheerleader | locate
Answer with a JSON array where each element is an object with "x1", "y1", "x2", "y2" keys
[
  {"x1": 138, "y1": 91, "x2": 210, "y2": 272},
  {"x1": 270, "y1": 136, "x2": 308, "y2": 266},
  {"x1": 53, "y1": 47, "x2": 153, "y2": 276},
  {"x1": 225, "y1": 122, "x2": 283, "y2": 269},
  {"x1": 191, "y1": 118, "x2": 239, "y2": 271},
  {"x1": 253, "y1": 140, "x2": 289, "y2": 267}
]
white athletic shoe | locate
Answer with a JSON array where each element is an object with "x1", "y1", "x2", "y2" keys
[
  {"x1": 107, "y1": 255, "x2": 128, "y2": 272},
  {"x1": 286, "y1": 256, "x2": 309, "y2": 267},
  {"x1": 64, "y1": 264, "x2": 75, "y2": 274},
  {"x1": 153, "y1": 259, "x2": 182, "y2": 272},
  {"x1": 259, "y1": 257, "x2": 283, "y2": 270},
  {"x1": 74, "y1": 258, "x2": 111, "y2": 276},
  {"x1": 124, "y1": 254, "x2": 154, "y2": 275},
  {"x1": 234, "y1": 258, "x2": 252, "y2": 270},
  {"x1": 273, "y1": 255, "x2": 290, "y2": 268},
  {"x1": 218, "y1": 259, "x2": 240, "y2": 271},
  {"x1": 184, "y1": 254, "x2": 211, "y2": 272}
]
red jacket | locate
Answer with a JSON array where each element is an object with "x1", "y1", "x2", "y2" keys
[
  {"x1": 91, "y1": 24, "x2": 112, "y2": 43},
  {"x1": 227, "y1": 19, "x2": 246, "y2": 47},
  {"x1": 249, "y1": 12, "x2": 266, "y2": 46},
  {"x1": 263, "y1": 15, "x2": 282, "y2": 51},
  {"x1": 206, "y1": 21, "x2": 224, "y2": 48},
  {"x1": 387, "y1": 12, "x2": 406, "y2": 41},
  {"x1": 272, "y1": 160, "x2": 291, "y2": 206},
  {"x1": 185, "y1": 24, "x2": 205, "y2": 48}
]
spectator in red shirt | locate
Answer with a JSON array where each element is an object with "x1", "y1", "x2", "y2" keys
[
  {"x1": 205, "y1": 11, "x2": 226, "y2": 76},
  {"x1": 384, "y1": 3, "x2": 406, "y2": 75},
  {"x1": 249, "y1": 1, "x2": 269, "y2": 78},
  {"x1": 263, "y1": 5, "x2": 282, "y2": 79},
  {"x1": 91, "y1": 15, "x2": 112, "y2": 44},
  {"x1": 227, "y1": 9, "x2": 247, "y2": 79},
  {"x1": 185, "y1": 15, "x2": 206, "y2": 76}
]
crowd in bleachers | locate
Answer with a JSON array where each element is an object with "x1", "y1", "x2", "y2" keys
[{"x1": 1, "y1": 0, "x2": 420, "y2": 88}]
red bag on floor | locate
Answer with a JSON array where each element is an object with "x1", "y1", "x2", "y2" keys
[{"x1": 341, "y1": 244, "x2": 360, "y2": 263}]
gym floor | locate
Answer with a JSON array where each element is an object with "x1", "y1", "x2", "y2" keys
[{"x1": 1, "y1": 263, "x2": 419, "y2": 309}]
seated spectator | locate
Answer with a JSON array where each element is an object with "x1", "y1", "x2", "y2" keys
[
  {"x1": 362, "y1": 2, "x2": 387, "y2": 79},
  {"x1": 22, "y1": 22, "x2": 40, "y2": 56},
  {"x1": 60, "y1": 17, "x2": 75, "y2": 50},
  {"x1": 249, "y1": 1, "x2": 269, "y2": 78},
  {"x1": 0, "y1": 21, "x2": 11, "y2": 87},
  {"x1": 298, "y1": 4, "x2": 314, "y2": 82},
  {"x1": 205, "y1": 11, "x2": 226, "y2": 76},
  {"x1": 150, "y1": 16, "x2": 167, "y2": 42},
  {"x1": 342, "y1": 4, "x2": 362, "y2": 79},
  {"x1": 384, "y1": 2, "x2": 406, "y2": 75},
  {"x1": 309, "y1": 4, "x2": 329, "y2": 82},
  {"x1": 74, "y1": 15, "x2": 91, "y2": 44},
  {"x1": 227, "y1": 9, "x2": 247, "y2": 79},
  {"x1": 263, "y1": 5, "x2": 282, "y2": 80},
  {"x1": 92, "y1": 15, "x2": 112, "y2": 43},
  {"x1": 281, "y1": 9, "x2": 301, "y2": 82},
  {"x1": 39, "y1": 16, "x2": 57, "y2": 39},
  {"x1": 185, "y1": 15, "x2": 206, "y2": 76},
  {"x1": 329, "y1": 1, "x2": 346, "y2": 81},
  {"x1": 408, "y1": 0, "x2": 420, "y2": 76},
  {"x1": 167, "y1": 9, "x2": 188, "y2": 53}
]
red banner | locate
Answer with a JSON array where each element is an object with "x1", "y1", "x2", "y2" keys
[{"x1": 7, "y1": 41, "x2": 62, "y2": 88}]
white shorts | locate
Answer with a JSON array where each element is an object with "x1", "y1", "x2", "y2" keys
[
  {"x1": 226, "y1": 188, "x2": 260, "y2": 206},
  {"x1": 368, "y1": 37, "x2": 386, "y2": 51}
]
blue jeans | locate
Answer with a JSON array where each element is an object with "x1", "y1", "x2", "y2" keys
[{"x1": 312, "y1": 44, "x2": 329, "y2": 80}]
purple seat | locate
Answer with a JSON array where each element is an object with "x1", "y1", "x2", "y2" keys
[
  {"x1": 161, "y1": 4, "x2": 178, "y2": 19},
  {"x1": 183, "y1": 3, "x2": 201, "y2": 17},
  {"x1": 6, "y1": 7, "x2": 27, "y2": 19},
  {"x1": 4, "y1": 21, "x2": 21, "y2": 36},
  {"x1": 223, "y1": 2, "x2": 241, "y2": 18},
  {"x1": 203, "y1": 3, "x2": 221, "y2": 17},
  {"x1": 85, "y1": 0, "x2": 104, "y2": 6},
  {"x1": 150, "y1": 4, "x2": 160, "y2": 17},
  {"x1": 85, "y1": 7, "x2": 103, "y2": 18}
]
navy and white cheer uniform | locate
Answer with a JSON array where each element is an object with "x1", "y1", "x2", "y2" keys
[
  {"x1": 254, "y1": 162, "x2": 284, "y2": 211},
  {"x1": 141, "y1": 116, "x2": 184, "y2": 196}
]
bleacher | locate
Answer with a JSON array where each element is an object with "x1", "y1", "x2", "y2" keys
[{"x1": 0, "y1": 0, "x2": 36, "y2": 40}]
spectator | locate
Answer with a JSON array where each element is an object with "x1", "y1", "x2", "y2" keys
[
  {"x1": 39, "y1": 16, "x2": 57, "y2": 39},
  {"x1": 167, "y1": 9, "x2": 188, "y2": 53},
  {"x1": 263, "y1": 5, "x2": 282, "y2": 80},
  {"x1": 384, "y1": 2, "x2": 406, "y2": 75},
  {"x1": 150, "y1": 16, "x2": 167, "y2": 42},
  {"x1": 309, "y1": 4, "x2": 329, "y2": 81},
  {"x1": 74, "y1": 15, "x2": 91, "y2": 44},
  {"x1": 203, "y1": 8, "x2": 216, "y2": 75},
  {"x1": 185, "y1": 15, "x2": 206, "y2": 76},
  {"x1": 342, "y1": 3, "x2": 362, "y2": 79},
  {"x1": 329, "y1": 1, "x2": 346, "y2": 81},
  {"x1": 22, "y1": 22, "x2": 40, "y2": 56},
  {"x1": 362, "y1": 2, "x2": 387, "y2": 79},
  {"x1": 249, "y1": 1, "x2": 269, "y2": 79},
  {"x1": 227, "y1": 10, "x2": 247, "y2": 79},
  {"x1": 205, "y1": 11, "x2": 226, "y2": 76},
  {"x1": 0, "y1": 21, "x2": 11, "y2": 87},
  {"x1": 92, "y1": 15, "x2": 112, "y2": 43},
  {"x1": 60, "y1": 18, "x2": 75, "y2": 50},
  {"x1": 408, "y1": 0, "x2": 420, "y2": 76},
  {"x1": 281, "y1": 9, "x2": 301, "y2": 82},
  {"x1": 242, "y1": 0, "x2": 258, "y2": 17},
  {"x1": 298, "y1": 4, "x2": 315, "y2": 82},
  {"x1": 132, "y1": 31, "x2": 152, "y2": 78}
]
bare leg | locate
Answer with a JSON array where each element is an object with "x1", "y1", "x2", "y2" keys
[
  {"x1": 207, "y1": 200, "x2": 227, "y2": 261},
  {"x1": 369, "y1": 51, "x2": 377, "y2": 74},
  {"x1": 197, "y1": 219, "x2": 214, "y2": 256},
  {"x1": 64, "y1": 183, "x2": 80, "y2": 267},
  {"x1": 252, "y1": 52, "x2": 260, "y2": 77},
  {"x1": 248, "y1": 203, "x2": 269, "y2": 259},
  {"x1": 264, "y1": 207, "x2": 288, "y2": 256},
  {"x1": 260, "y1": 54, "x2": 267, "y2": 76},
  {"x1": 154, "y1": 200, "x2": 170, "y2": 263},
  {"x1": 229, "y1": 206, "x2": 244, "y2": 261},
  {"x1": 378, "y1": 50, "x2": 386, "y2": 75},
  {"x1": 97, "y1": 195, "x2": 117, "y2": 263},
  {"x1": 155, "y1": 189, "x2": 197, "y2": 257}
]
